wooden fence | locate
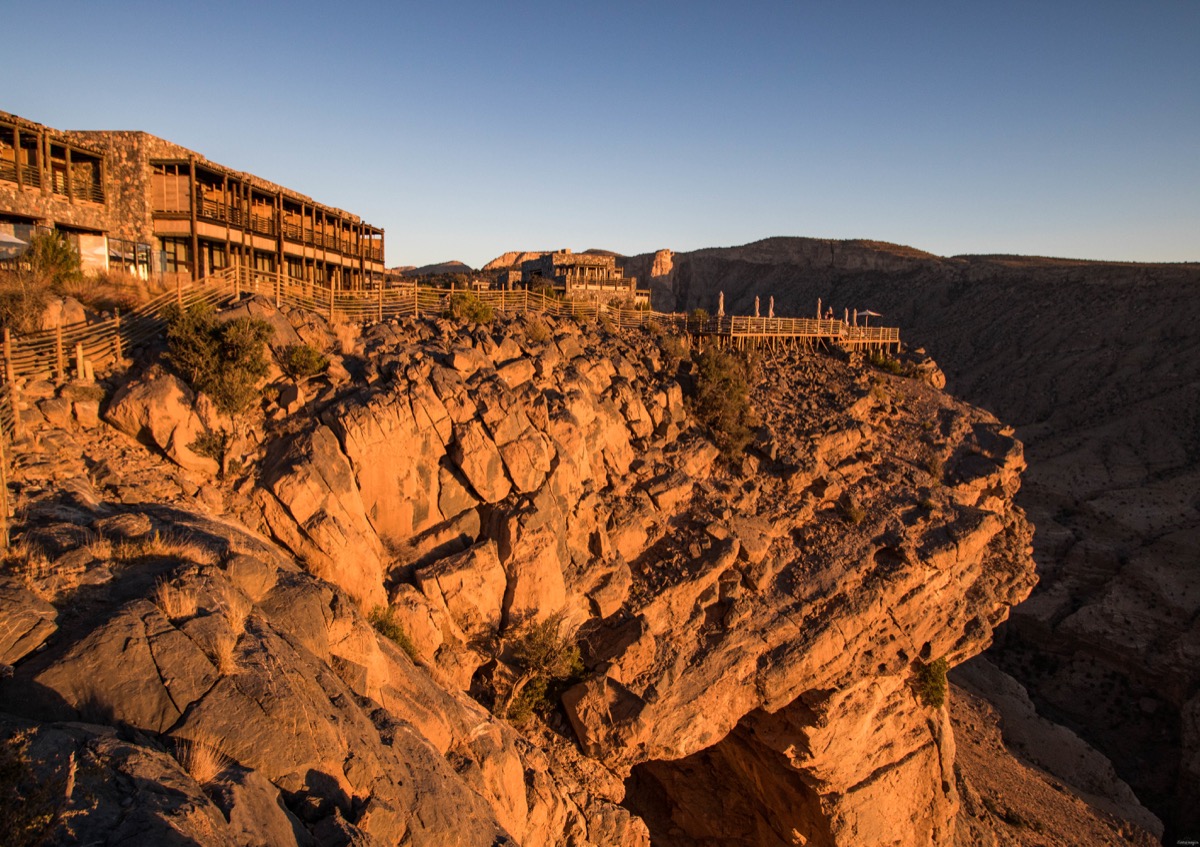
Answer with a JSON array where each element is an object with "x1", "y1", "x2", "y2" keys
[{"x1": 0, "y1": 261, "x2": 900, "y2": 393}]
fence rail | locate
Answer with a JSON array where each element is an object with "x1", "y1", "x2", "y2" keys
[{"x1": 0, "y1": 264, "x2": 901, "y2": 390}]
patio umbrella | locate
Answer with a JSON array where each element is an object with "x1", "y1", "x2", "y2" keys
[
  {"x1": 0, "y1": 231, "x2": 28, "y2": 259},
  {"x1": 858, "y1": 309, "x2": 882, "y2": 326}
]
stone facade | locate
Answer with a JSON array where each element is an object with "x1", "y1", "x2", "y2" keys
[
  {"x1": 521, "y1": 249, "x2": 647, "y2": 304},
  {"x1": 1, "y1": 110, "x2": 385, "y2": 287}
]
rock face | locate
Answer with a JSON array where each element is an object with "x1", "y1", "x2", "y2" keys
[
  {"x1": 482, "y1": 251, "x2": 552, "y2": 271},
  {"x1": 0, "y1": 504, "x2": 644, "y2": 846},
  {"x1": 1, "y1": 296, "x2": 1152, "y2": 846},
  {"x1": 104, "y1": 365, "x2": 219, "y2": 475},
  {"x1": 238, "y1": 307, "x2": 1047, "y2": 845},
  {"x1": 625, "y1": 236, "x2": 1200, "y2": 838}
]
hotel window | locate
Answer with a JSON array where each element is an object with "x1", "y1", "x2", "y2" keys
[
  {"x1": 160, "y1": 238, "x2": 191, "y2": 274},
  {"x1": 151, "y1": 163, "x2": 190, "y2": 213}
]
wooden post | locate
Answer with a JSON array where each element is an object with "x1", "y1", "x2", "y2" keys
[
  {"x1": 176, "y1": 273, "x2": 183, "y2": 306},
  {"x1": 413, "y1": 283, "x2": 418, "y2": 317},
  {"x1": 114, "y1": 309, "x2": 123, "y2": 361},
  {"x1": 275, "y1": 266, "x2": 282, "y2": 309},
  {"x1": 378, "y1": 282, "x2": 383, "y2": 323},
  {"x1": 328, "y1": 283, "x2": 335, "y2": 322},
  {"x1": 75, "y1": 342, "x2": 85, "y2": 380},
  {"x1": 55, "y1": 323, "x2": 65, "y2": 384},
  {"x1": 3, "y1": 329, "x2": 23, "y2": 442},
  {"x1": 0, "y1": 429, "x2": 8, "y2": 550}
]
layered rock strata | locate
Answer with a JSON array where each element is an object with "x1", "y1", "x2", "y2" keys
[{"x1": 0, "y1": 297, "x2": 1096, "y2": 845}]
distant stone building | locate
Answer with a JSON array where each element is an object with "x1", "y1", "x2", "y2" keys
[
  {"x1": 521, "y1": 250, "x2": 648, "y2": 304},
  {"x1": 0, "y1": 110, "x2": 385, "y2": 288}
]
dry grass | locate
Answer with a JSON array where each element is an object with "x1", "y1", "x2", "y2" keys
[
  {"x1": 209, "y1": 631, "x2": 239, "y2": 676},
  {"x1": 152, "y1": 579, "x2": 198, "y2": 622},
  {"x1": 1, "y1": 539, "x2": 52, "y2": 598},
  {"x1": 59, "y1": 270, "x2": 173, "y2": 313},
  {"x1": 80, "y1": 529, "x2": 113, "y2": 561},
  {"x1": 173, "y1": 735, "x2": 229, "y2": 786},
  {"x1": 115, "y1": 530, "x2": 218, "y2": 566}
]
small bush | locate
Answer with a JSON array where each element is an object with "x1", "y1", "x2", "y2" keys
[
  {"x1": 25, "y1": 232, "x2": 82, "y2": 289},
  {"x1": 690, "y1": 346, "x2": 757, "y2": 458},
  {"x1": 369, "y1": 606, "x2": 419, "y2": 662},
  {"x1": 867, "y1": 349, "x2": 903, "y2": 375},
  {"x1": 524, "y1": 317, "x2": 552, "y2": 344},
  {"x1": 914, "y1": 657, "x2": 949, "y2": 708},
  {"x1": 190, "y1": 429, "x2": 227, "y2": 463},
  {"x1": 163, "y1": 301, "x2": 273, "y2": 416},
  {"x1": 690, "y1": 308, "x2": 709, "y2": 322},
  {"x1": 445, "y1": 291, "x2": 494, "y2": 324},
  {"x1": 278, "y1": 344, "x2": 328, "y2": 380},
  {"x1": 0, "y1": 271, "x2": 50, "y2": 333},
  {"x1": 658, "y1": 333, "x2": 688, "y2": 370},
  {"x1": 840, "y1": 500, "x2": 866, "y2": 525},
  {"x1": 500, "y1": 613, "x2": 583, "y2": 724},
  {"x1": 0, "y1": 731, "x2": 64, "y2": 847}
]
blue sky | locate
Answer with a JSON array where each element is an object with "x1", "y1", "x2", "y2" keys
[{"x1": 4, "y1": 0, "x2": 1197, "y2": 267}]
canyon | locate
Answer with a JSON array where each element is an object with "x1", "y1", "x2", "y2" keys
[
  {"x1": 0, "y1": 248, "x2": 1182, "y2": 843},
  {"x1": 620, "y1": 237, "x2": 1200, "y2": 842}
]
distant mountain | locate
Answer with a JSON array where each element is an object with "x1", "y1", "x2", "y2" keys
[{"x1": 395, "y1": 261, "x2": 475, "y2": 277}]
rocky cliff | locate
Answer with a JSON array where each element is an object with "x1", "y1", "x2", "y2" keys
[
  {"x1": 0, "y1": 295, "x2": 1158, "y2": 845},
  {"x1": 623, "y1": 236, "x2": 1200, "y2": 840}
]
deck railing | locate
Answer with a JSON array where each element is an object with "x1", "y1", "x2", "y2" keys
[{"x1": 0, "y1": 265, "x2": 900, "y2": 389}]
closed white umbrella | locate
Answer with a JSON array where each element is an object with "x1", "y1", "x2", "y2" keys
[{"x1": 0, "y1": 231, "x2": 28, "y2": 259}]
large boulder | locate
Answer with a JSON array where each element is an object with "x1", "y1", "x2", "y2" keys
[
  {"x1": 104, "y1": 367, "x2": 218, "y2": 474},
  {"x1": 258, "y1": 426, "x2": 387, "y2": 608}
]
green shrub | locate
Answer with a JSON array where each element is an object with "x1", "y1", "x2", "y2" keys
[
  {"x1": 659, "y1": 334, "x2": 688, "y2": 371},
  {"x1": 0, "y1": 731, "x2": 64, "y2": 847},
  {"x1": 500, "y1": 613, "x2": 583, "y2": 724},
  {"x1": 189, "y1": 429, "x2": 227, "y2": 462},
  {"x1": 278, "y1": 344, "x2": 328, "y2": 380},
  {"x1": 445, "y1": 291, "x2": 494, "y2": 324},
  {"x1": 867, "y1": 349, "x2": 903, "y2": 375},
  {"x1": 163, "y1": 301, "x2": 273, "y2": 416},
  {"x1": 369, "y1": 606, "x2": 418, "y2": 662},
  {"x1": 914, "y1": 657, "x2": 949, "y2": 708},
  {"x1": 524, "y1": 317, "x2": 552, "y2": 344},
  {"x1": 923, "y1": 455, "x2": 944, "y2": 485},
  {"x1": 26, "y1": 231, "x2": 82, "y2": 289},
  {"x1": 840, "y1": 499, "x2": 866, "y2": 525},
  {"x1": 690, "y1": 346, "x2": 756, "y2": 458}
]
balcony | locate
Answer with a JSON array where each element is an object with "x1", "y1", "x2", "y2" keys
[{"x1": 0, "y1": 160, "x2": 51, "y2": 192}]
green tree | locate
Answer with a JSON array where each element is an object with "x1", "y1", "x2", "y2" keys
[
  {"x1": 691, "y1": 346, "x2": 757, "y2": 458},
  {"x1": 25, "y1": 231, "x2": 82, "y2": 288},
  {"x1": 162, "y1": 301, "x2": 273, "y2": 416}
]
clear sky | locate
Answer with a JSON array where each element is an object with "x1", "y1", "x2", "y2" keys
[{"x1": 4, "y1": 0, "x2": 1197, "y2": 268}]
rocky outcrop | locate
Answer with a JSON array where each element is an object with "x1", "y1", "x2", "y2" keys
[
  {"x1": 238, "y1": 306, "x2": 1041, "y2": 845},
  {"x1": 1, "y1": 294, "x2": 1107, "y2": 846},
  {"x1": 1, "y1": 500, "x2": 647, "y2": 846},
  {"x1": 625, "y1": 235, "x2": 1200, "y2": 837},
  {"x1": 104, "y1": 365, "x2": 219, "y2": 475},
  {"x1": 482, "y1": 251, "x2": 550, "y2": 271}
]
